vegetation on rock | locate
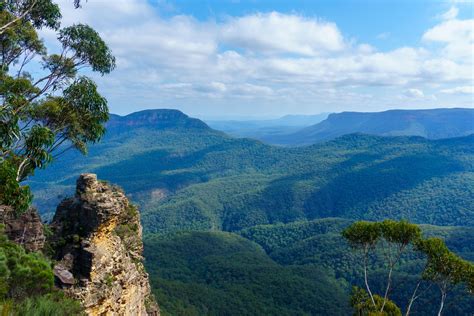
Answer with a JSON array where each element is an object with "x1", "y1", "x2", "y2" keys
[
  {"x1": 0, "y1": 1, "x2": 119, "y2": 315},
  {"x1": 0, "y1": 225, "x2": 83, "y2": 315}
]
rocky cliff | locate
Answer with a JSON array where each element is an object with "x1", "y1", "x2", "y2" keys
[
  {"x1": 0, "y1": 205, "x2": 45, "y2": 252},
  {"x1": 51, "y1": 173, "x2": 159, "y2": 316}
]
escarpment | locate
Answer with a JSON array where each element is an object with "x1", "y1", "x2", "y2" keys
[{"x1": 51, "y1": 173, "x2": 159, "y2": 316}]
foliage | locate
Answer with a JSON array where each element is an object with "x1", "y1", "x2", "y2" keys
[
  {"x1": 144, "y1": 231, "x2": 350, "y2": 316},
  {"x1": 0, "y1": 226, "x2": 84, "y2": 314},
  {"x1": 342, "y1": 221, "x2": 382, "y2": 248},
  {"x1": 0, "y1": 226, "x2": 82, "y2": 313},
  {"x1": 350, "y1": 287, "x2": 401, "y2": 316},
  {"x1": 243, "y1": 218, "x2": 474, "y2": 315},
  {"x1": 29, "y1": 115, "x2": 474, "y2": 230},
  {"x1": 415, "y1": 237, "x2": 474, "y2": 314},
  {"x1": 0, "y1": 0, "x2": 62, "y2": 33},
  {"x1": 416, "y1": 237, "x2": 474, "y2": 287},
  {"x1": 0, "y1": 159, "x2": 32, "y2": 213},
  {"x1": 13, "y1": 291, "x2": 84, "y2": 316},
  {"x1": 343, "y1": 220, "x2": 473, "y2": 315},
  {"x1": 0, "y1": 226, "x2": 53, "y2": 299},
  {"x1": 0, "y1": 0, "x2": 114, "y2": 215}
]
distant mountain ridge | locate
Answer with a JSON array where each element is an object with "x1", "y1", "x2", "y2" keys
[
  {"x1": 205, "y1": 113, "x2": 329, "y2": 140},
  {"x1": 270, "y1": 108, "x2": 474, "y2": 146}
]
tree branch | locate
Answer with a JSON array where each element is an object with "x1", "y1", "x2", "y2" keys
[{"x1": 0, "y1": 0, "x2": 38, "y2": 35}]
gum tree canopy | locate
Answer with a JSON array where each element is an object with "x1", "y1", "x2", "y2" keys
[{"x1": 0, "y1": 0, "x2": 115, "y2": 213}]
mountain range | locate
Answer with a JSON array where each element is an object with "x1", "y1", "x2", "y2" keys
[
  {"x1": 28, "y1": 108, "x2": 474, "y2": 315},
  {"x1": 30, "y1": 109, "x2": 474, "y2": 229},
  {"x1": 208, "y1": 108, "x2": 474, "y2": 146}
]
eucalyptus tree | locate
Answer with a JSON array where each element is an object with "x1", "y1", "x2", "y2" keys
[
  {"x1": 0, "y1": 0, "x2": 115, "y2": 213},
  {"x1": 343, "y1": 220, "x2": 473, "y2": 316},
  {"x1": 415, "y1": 237, "x2": 474, "y2": 316},
  {"x1": 342, "y1": 221, "x2": 383, "y2": 308}
]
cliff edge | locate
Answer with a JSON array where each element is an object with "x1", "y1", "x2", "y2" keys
[{"x1": 51, "y1": 173, "x2": 159, "y2": 315}]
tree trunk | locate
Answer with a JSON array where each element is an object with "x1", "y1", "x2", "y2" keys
[
  {"x1": 438, "y1": 288, "x2": 447, "y2": 316},
  {"x1": 381, "y1": 266, "x2": 393, "y2": 312},
  {"x1": 364, "y1": 247, "x2": 376, "y2": 307},
  {"x1": 405, "y1": 281, "x2": 421, "y2": 316}
]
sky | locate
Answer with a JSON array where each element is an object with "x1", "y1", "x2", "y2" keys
[{"x1": 42, "y1": 0, "x2": 474, "y2": 118}]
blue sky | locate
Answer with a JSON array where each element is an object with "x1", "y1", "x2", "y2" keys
[{"x1": 43, "y1": 0, "x2": 473, "y2": 118}]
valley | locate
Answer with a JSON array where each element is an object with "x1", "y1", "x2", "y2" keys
[
  {"x1": 2, "y1": 2, "x2": 473, "y2": 314},
  {"x1": 28, "y1": 108, "x2": 474, "y2": 315}
]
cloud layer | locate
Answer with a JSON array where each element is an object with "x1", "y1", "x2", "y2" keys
[{"x1": 41, "y1": 1, "x2": 473, "y2": 115}]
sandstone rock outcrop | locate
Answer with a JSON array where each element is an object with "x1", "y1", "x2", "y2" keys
[
  {"x1": 0, "y1": 205, "x2": 45, "y2": 252},
  {"x1": 51, "y1": 174, "x2": 159, "y2": 316}
]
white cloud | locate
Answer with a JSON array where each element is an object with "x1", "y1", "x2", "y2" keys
[
  {"x1": 36, "y1": 1, "x2": 474, "y2": 115},
  {"x1": 440, "y1": 86, "x2": 474, "y2": 94},
  {"x1": 422, "y1": 17, "x2": 474, "y2": 60},
  {"x1": 220, "y1": 12, "x2": 345, "y2": 56},
  {"x1": 399, "y1": 89, "x2": 437, "y2": 102}
]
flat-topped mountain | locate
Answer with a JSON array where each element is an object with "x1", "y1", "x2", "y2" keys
[
  {"x1": 107, "y1": 109, "x2": 211, "y2": 131},
  {"x1": 266, "y1": 108, "x2": 474, "y2": 145}
]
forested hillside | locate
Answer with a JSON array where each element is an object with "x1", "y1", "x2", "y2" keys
[
  {"x1": 144, "y1": 219, "x2": 474, "y2": 315},
  {"x1": 144, "y1": 230, "x2": 350, "y2": 315},
  {"x1": 141, "y1": 132, "x2": 474, "y2": 233},
  {"x1": 28, "y1": 109, "x2": 474, "y2": 315},
  {"x1": 31, "y1": 109, "x2": 474, "y2": 230}
]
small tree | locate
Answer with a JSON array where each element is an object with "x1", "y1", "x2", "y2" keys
[
  {"x1": 0, "y1": 0, "x2": 115, "y2": 213},
  {"x1": 415, "y1": 237, "x2": 474, "y2": 316},
  {"x1": 343, "y1": 220, "x2": 473, "y2": 316},
  {"x1": 342, "y1": 221, "x2": 382, "y2": 307}
]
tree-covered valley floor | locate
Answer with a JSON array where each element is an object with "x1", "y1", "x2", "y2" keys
[{"x1": 30, "y1": 110, "x2": 474, "y2": 315}]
